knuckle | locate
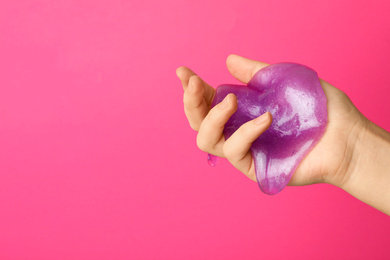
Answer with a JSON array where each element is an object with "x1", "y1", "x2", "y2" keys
[
  {"x1": 188, "y1": 75, "x2": 197, "y2": 83},
  {"x1": 222, "y1": 143, "x2": 236, "y2": 160},
  {"x1": 192, "y1": 100, "x2": 204, "y2": 110},
  {"x1": 189, "y1": 75, "x2": 201, "y2": 85},
  {"x1": 188, "y1": 76, "x2": 203, "y2": 93},
  {"x1": 190, "y1": 125, "x2": 199, "y2": 131},
  {"x1": 196, "y1": 134, "x2": 211, "y2": 152},
  {"x1": 189, "y1": 121, "x2": 199, "y2": 131}
]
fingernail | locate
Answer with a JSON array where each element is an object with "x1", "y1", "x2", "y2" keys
[
  {"x1": 219, "y1": 94, "x2": 230, "y2": 109},
  {"x1": 254, "y1": 112, "x2": 269, "y2": 125}
]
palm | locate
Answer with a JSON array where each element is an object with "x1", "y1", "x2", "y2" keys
[{"x1": 290, "y1": 80, "x2": 361, "y2": 186}]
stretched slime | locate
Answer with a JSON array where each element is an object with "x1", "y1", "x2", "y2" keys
[{"x1": 210, "y1": 63, "x2": 327, "y2": 195}]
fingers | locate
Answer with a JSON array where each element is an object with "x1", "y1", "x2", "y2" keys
[
  {"x1": 176, "y1": 66, "x2": 216, "y2": 131},
  {"x1": 176, "y1": 66, "x2": 215, "y2": 105},
  {"x1": 177, "y1": 55, "x2": 269, "y2": 131},
  {"x1": 223, "y1": 112, "x2": 273, "y2": 181},
  {"x1": 196, "y1": 94, "x2": 237, "y2": 157},
  {"x1": 183, "y1": 75, "x2": 209, "y2": 130},
  {"x1": 226, "y1": 54, "x2": 270, "y2": 84},
  {"x1": 176, "y1": 66, "x2": 196, "y2": 90}
]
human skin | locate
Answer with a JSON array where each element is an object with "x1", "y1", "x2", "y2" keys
[{"x1": 176, "y1": 54, "x2": 390, "y2": 216}]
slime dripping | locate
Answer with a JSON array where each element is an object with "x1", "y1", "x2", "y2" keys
[
  {"x1": 209, "y1": 63, "x2": 327, "y2": 195},
  {"x1": 207, "y1": 154, "x2": 218, "y2": 167}
]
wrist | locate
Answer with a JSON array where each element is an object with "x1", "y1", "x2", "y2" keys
[
  {"x1": 340, "y1": 116, "x2": 390, "y2": 214},
  {"x1": 333, "y1": 115, "x2": 370, "y2": 189},
  {"x1": 321, "y1": 111, "x2": 368, "y2": 189}
]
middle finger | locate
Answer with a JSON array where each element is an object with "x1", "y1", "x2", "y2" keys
[{"x1": 196, "y1": 94, "x2": 237, "y2": 157}]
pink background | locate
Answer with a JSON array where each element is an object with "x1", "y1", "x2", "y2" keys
[{"x1": 1, "y1": 0, "x2": 390, "y2": 259}]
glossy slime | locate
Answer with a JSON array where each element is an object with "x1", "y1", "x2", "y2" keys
[{"x1": 210, "y1": 63, "x2": 327, "y2": 195}]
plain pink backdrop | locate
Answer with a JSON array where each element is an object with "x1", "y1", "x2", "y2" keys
[{"x1": 0, "y1": 0, "x2": 389, "y2": 259}]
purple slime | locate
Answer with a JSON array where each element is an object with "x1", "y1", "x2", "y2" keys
[{"x1": 211, "y1": 63, "x2": 327, "y2": 195}]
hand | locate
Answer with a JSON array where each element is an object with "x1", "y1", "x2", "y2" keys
[
  {"x1": 177, "y1": 54, "x2": 365, "y2": 188},
  {"x1": 177, "y1": 54, "x2": 390, "y2": 215}
]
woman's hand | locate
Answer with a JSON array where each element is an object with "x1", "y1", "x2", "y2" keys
[
  {"x1": 177, "y1": 54, "x2": 364, "y2": 186},
  {"x1": 177, "y1": 54, "x2": 390, "y2": 215}
]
